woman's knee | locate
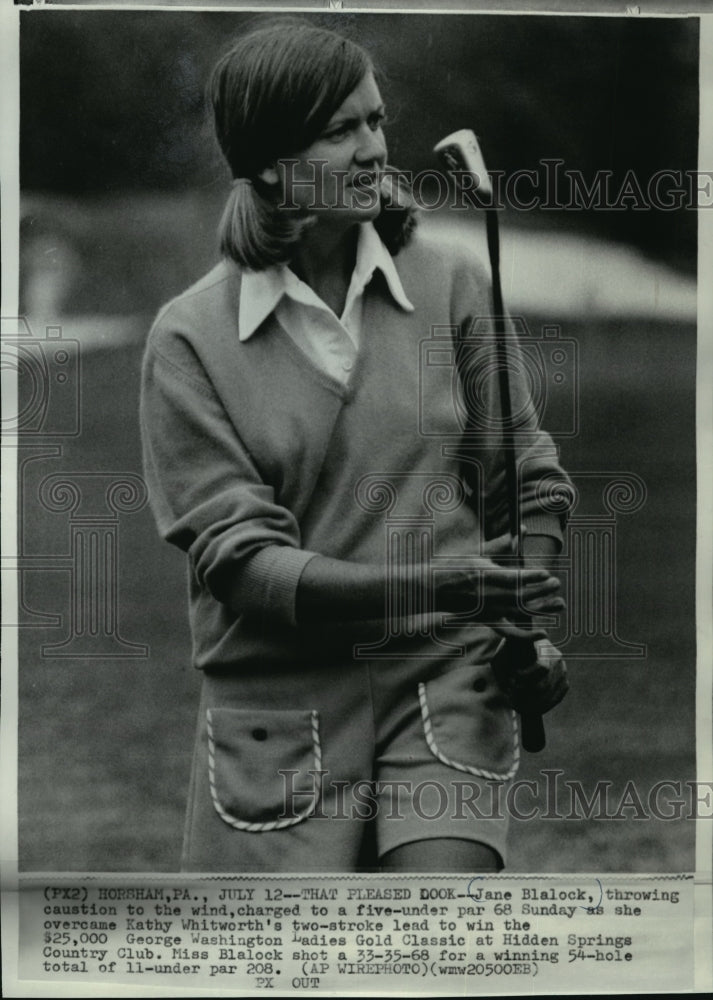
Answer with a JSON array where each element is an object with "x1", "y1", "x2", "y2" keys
[{"x1": 379, "y1": 837, "x2": 502, "y2": 873}]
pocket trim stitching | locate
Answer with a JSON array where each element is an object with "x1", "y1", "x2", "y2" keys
[
  {"x1": 417, "y1": 682, "x2": 520, "y2": 781},
  {"x1": 206, "y1": 708, "x2": 322, "y2": 832}
]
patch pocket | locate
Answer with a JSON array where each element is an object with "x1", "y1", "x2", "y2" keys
[
  {"x1": 206, "y1": 708, "x2": 321, "y2": 832},
  {"x1": 418, "y1": 665, "x2": 520, "y2": 781}
]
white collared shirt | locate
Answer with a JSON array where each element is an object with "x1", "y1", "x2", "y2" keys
[{"x1": 238, "y1": 222, "x2": 414, "y2": 385}]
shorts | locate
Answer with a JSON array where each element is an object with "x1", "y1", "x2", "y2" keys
[{"x1": 181, "y1": 631, "x2": 518, "y2": 872}]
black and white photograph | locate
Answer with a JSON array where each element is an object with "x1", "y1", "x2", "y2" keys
[{"x1": 2, "y1": 1, "x2": 711, "y2": 995}]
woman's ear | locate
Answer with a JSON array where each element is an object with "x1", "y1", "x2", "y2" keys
[{"x1": 258, "y1": 164, "x2": 280, "y2": 186}]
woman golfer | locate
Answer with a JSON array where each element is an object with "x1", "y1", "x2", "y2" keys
[{"x1": 141, "y1": 18, "x2": 569, "y2": 873}]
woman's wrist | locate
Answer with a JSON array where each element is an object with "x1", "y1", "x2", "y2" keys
[
  {"x1": 520, "y1": 533, "x2": 559, "y2": 574},
  {"x1": 296, "y1": 554, "x2": 392, "y2": 623}
]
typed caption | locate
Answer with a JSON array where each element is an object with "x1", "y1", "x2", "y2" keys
[{"x1": 17, "y1": 873, "x2": 692, "y2": 994}]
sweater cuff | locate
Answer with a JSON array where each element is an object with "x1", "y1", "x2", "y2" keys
[
  {"x1": 522, "y1": 513, "x2": 564, "y2": 550},
  {"x1": 238, "y1": 546, "x2": 319, "y2": 628}
]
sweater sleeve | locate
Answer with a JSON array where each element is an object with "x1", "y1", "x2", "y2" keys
[
  {"x1": 140, "y1": 331, "x2": 318, "y2": 628},
  {"x1": 450, "y1": 244, "x2": 572, "y2": 548}
]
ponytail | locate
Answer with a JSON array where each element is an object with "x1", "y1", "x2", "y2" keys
[{"x1": 217, "y1": 179, "x2": 314, "y2": 271}]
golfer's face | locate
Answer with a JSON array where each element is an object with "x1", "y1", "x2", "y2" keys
[{"x1": 280, "y1": 71, "x2": 388, "y2": 225}]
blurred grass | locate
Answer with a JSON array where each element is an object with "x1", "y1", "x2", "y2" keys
[{"x1": 16, "y1": 255, "x2": 696, "y2": 874}]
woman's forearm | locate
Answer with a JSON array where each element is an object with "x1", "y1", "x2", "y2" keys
[
  {"x1": 294, "y1": 551, "x2": 564, "y2": 626},
  {"x1": 224, "y1": 543, "x2": 564, "y2": 626},
  {"x1": 295, "y1": 554, "x2": 409, "y2": 623},
  {"x1": 521, "y1": 533, "x2": 559, "y2": 574}
]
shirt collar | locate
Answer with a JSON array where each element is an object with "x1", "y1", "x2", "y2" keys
[
  {"x1": 238, "y1": 222, "x2": 414, "y2": 342},
  {"x1": 350, "y1": 220, "x2": 414, "y2": 315},
  {"x1": 238, "y1": 266, "x2": 286, "y2": 343}
]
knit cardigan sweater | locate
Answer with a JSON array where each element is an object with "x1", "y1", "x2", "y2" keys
[{"x1": 140, "y1": 229, "x2": 568, "y2": 671}]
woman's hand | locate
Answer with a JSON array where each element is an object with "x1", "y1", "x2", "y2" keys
[
  {"x1": 436, "y1": 562, "x2": 565, "y2": 622},
  {"x1": 490, "y1": 624, "x2": 569, "y2": 715}
]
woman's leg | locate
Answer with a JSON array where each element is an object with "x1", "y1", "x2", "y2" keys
[{"x1": 379, "y1": 838, "x2": 501, "y2": 872}]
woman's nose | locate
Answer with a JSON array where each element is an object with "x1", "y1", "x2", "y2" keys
[{"x1": 355, "y1": 124, "x2": 387, "y2": 167}]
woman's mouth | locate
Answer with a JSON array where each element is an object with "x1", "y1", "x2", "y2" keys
[{"x1": 350, "y1": 171, "x2": 379, "y2": 190}]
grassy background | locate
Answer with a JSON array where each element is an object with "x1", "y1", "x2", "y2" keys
[{"x1": 15, "y1": 206, "x2": 696, "y2": 873}]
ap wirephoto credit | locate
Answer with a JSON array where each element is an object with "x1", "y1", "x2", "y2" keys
[{"x1": 2, "y1": 3, "x2": 711, "y2": 997}]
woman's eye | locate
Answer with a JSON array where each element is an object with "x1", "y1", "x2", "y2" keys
[
  {"x1": 323, "y1": 112, "x2": 386, "y2": 141},
  {"x1": 324, "y1": 124, "x2": 350, "y2": 141}
]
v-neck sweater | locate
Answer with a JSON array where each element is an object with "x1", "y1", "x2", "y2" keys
[{"x1": 140, "y1": 228, "x2": 568, "y2": 671}]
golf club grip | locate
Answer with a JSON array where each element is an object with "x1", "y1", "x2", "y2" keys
[
  {"x1": 492, "y1": 630, "x2": 547, "y2": 754},
  {"x1": 521, "y1": 711, "x2": 546, "y2": 754}
]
